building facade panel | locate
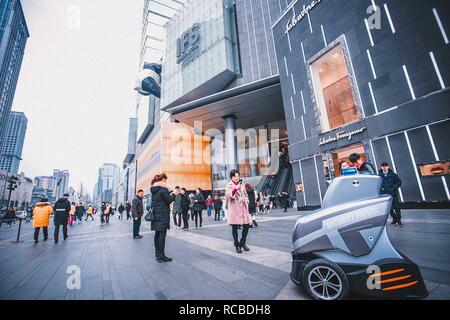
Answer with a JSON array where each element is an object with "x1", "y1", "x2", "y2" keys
[{"x1": 273, "y1": 0, "x2": 450, "y2": 206}]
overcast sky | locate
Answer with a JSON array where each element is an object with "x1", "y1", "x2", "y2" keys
[{"x1": 14, "y1": 0, "x2": 143, "y2": 195}]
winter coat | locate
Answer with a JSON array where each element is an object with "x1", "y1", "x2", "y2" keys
[
  {"x1": 126, "y1": 203, "x2": 131, "y2": 212},
  {"x1": 53, "y1": 198, "x2": 71, "y2": 226},
  {"x1": 75, "y1": 205, "x2": 85, "y2": 216},
  {"x1": 118, "y1": 205, "x2": 125, "y2": 213},
  {"x1": 173, "y1": 194, "x2": 183, "y2": 214},
  {"x1": 246, "y1": 187, "x2": 257, "y2": 214},
  {"x1": 280, "y1": 193, "x2": 288, "y2": 207},
  {"x1": 206, "y1": 198, "x2": 213, "y2": 207},
  {"x1": 358, "y1": 162, "x2": 377, "y2": 175},
  {"x1": 181, "y1": 194, "x2": 190, "y2": 212},
  {"x1": 225, "y1": 181, "x2": 251, "y2": 225},
  {"x1": 379, "y1": 169, "x2": 402, "y2": 198},
  {"x1": 32, "y1": 202, "x2": 53, "y2": 228},
  {"x1": 150, "y1": 181, "x2": 175, "y2": 231},
  {"x1": 213, "y1": 198, "x2": 223, "y2": 210},
  {"x1": 131, "y1": 197, "x2": 144, "y2": 218},
  {"x1": 192, "y1": 193, "x2": 205, "y2": 212}
]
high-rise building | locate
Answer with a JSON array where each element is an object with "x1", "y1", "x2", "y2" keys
[
  {"x1": 0, "y1": 111, "x2": 27, "y2": 174},
  {"x1": 53, "y1": 169, "x2": 69, "y2": 199},
  {"x1": 0, "y1": 0, "x2": 29, "y2": 152},
  {"x1": 33, "y1": 175, "x2": 57, "y2": 203},
  {"x1": 95, "y1": 163, "x2": 119, "y2": 204}
]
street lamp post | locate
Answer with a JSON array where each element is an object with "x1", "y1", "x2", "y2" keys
[
  {"x1": 0, "y1": 154, "x2": 14, "y2": 209},
  {"x1": 6, "y1": 176, "x2": 20, "y2": 209}
]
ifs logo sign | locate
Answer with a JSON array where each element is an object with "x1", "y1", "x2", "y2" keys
[{"x1": 176, "y1": 23, "x2": 200, "y2": 65}]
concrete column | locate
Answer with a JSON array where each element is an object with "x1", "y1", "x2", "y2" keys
[
  {"x1": 223, "y1": 116, "x2": 238, "y2": 172},
  {"x1": 248, "y1": 130, "x2": 259, "y2": 177}
]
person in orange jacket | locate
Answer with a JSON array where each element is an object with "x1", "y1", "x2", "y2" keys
[{"x1": 32, "y1": 198, "x2": 53, "y2": 244}]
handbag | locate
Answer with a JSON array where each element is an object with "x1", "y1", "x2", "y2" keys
[{"x1": 144, "y1": 209, "x2": 154, "y2": 222}]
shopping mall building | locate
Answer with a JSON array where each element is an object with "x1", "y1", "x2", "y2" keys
[{"x1": 131, "y1": 0, "x2": 449, "y2": 208}]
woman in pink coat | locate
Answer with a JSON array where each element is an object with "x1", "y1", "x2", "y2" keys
[{"x1": 225, "y1": 169, "x2": 251, "y2": 254}]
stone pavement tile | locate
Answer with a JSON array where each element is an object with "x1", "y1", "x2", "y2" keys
[
  {"x1": 426, "y1": 283, "x2": 450, "y2": 300},
  {"x1": 121, "y1": 285, "x2": 157, "y2": 300},
  {"x1": 274, "y1": 280, "x2": 309, "y2": 300},
  {"x1": 73, "y1": 277, "x2": 104, "y2": 300},
  {"x1": 36, "y1": 246, "x2": 86, "y2": 299},
  {"x1": 0, "y1": 246, "x2": 56, "y2": 299},
  {"x1": 228, "y1": 276, "x2": 285, "y2": 300},
  {"x1": 191, "y1": 260, "x2": 247, "y2": 284},
  {"x1": 114, "y1": 266, "x2": 149, "y2": 292}
]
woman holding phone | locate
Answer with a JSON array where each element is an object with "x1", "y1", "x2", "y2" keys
[{"x1": 225, "y1": 169, "x2": 251, "y2": 254}]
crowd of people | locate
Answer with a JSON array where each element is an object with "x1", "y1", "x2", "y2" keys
[{"x1": 26, "y1": 151, "x2": 403, "y2": 265}]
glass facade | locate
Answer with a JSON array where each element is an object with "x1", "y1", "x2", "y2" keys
[
  {"x1": 162, "y1": 0, "x2": 240, "y2": 108},
  {"x1": 310, "y1": 45, "x2": 361, "y2": 133}
]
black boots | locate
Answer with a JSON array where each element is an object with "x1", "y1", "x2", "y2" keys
[
  {"x1": 157, "y1": 255, "x2": 173, "y2": 263},
  {"x1": 240, "y1": 240, "x2": 250, "y2": 251},
  {"x1": 156, "y1": 249, "x2": 172, "y2": 263},
  {"x1": 160, "y1": 256, "x2": 173, "y2": 262},
  {"x1": 234, "y1": 242, "x2": 242, "y2": 254}
]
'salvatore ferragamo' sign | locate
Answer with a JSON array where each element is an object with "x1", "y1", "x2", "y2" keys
[
  {"x1": 319, "y1": 127, "x2": 367, "y2": 146},
  {"x1": 285, "y1": 0, "x2": 322, "y2": 34}
]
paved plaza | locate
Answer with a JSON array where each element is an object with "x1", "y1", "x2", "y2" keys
[{"x1": 0, "y1": 208, "x2": 449, "y2": 300}]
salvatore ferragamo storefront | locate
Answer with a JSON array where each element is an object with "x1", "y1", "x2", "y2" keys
[{"x1": 272, "y1": 0, "x2": 450, "y2": 208}]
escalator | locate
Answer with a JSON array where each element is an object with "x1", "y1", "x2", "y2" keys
[{"x1": 256, "y1": 152, "x2": 295, "y2": 200}]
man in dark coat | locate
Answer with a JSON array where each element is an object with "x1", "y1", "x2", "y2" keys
[
  {"x1": 379, "y1": 162, "x2": 403, "y2": 226},
  {"x1": 280, "y1": 192, "x2": 289, "y2": 212},
  {"x1": 53, "y1": 193, "x2": 71, "y2": 243},
  {"x1": 192, "y1": 188, "x2": 205, "y2": 228},
  {"x1": 125, "y1": 201, "x2": 132, "y2": 220},
  {"x1": 75, "y1": 203, "x2": 85, "y2": 222},
  {"x1": 150, "y1": 179, "x2": 177, "y2": 262},
  {"x1": 131, "y1": 190, "x2": 144, "y2": 239},
  {"x1": 349, "y1": 153, "x2": 376, "y2": 175},
  {"x1": 172, "y1": 186, "x2": 182, "y2": 228},
  {"x1": 118, "y1": 203, "x2": 125, "y2": 220},
  {"x1": 180, "y1": 188, "x2": 190, "y2": 229}
]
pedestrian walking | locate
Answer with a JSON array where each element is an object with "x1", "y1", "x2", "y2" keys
[
  {"x1": 118, "y1": 203, "x2": 125, "y2": 220},
  {"x1": 53, "y1": 193, "x2": 71, "y2": 243},
  {"x1": 192, "y1": 188, "x2": 205, "y2": 228},
  {"x1": 226, "y1": 170, "x2": 251, "y2": 254},
  {"x1": 206, "y1": 195, "x2": 213, "y2": 218},
  {"x1": 68, "y1": 202, "x2": 76, "y2": 226},
  {"x1": 100, "y1": 202, "x2": 106, "y2": 225},
  {"x1": 280, "y1": 191, "x2": 289, "y2": 212},
  {"x1": 245, "y1": 184, "x2": 258, "y2": 227},
  {"x1": 181, "y1": 188, "x2": 190, "y2": 229},
  {"x1": 132, "y1": 190, "x2": 144, "y2": 239},
  {"x1": 105, "y1": 202, "x2": 112, "y2": 224},
  {"x1": 257, "y1": 192, "x2": 264, "y2": 214},
  {"x1": 213, "y1": 195, "x2": 223, "y2": 221},
  {"x1": 172, "y1": 186, "x2": 183, "y2": 228},
  {"x1": 150, "y1": 173, "x2": 177, "y2": 262},
  {"x1": 189, "y1": 193, "x2": 195, "y2": 221},
  {"x1": 76, "y1": 203, "x2": 85, "y2": 223},
  {"x1": 85, "y1": 204, "x2": 94, "y2": 221},
  {"x1": 264, "y1": 193, "x2": 271, "y2": 214},
  {"x1": 32, "y1": 198, "x2": 52, "y2": 244},
  {"x1": 379, "y1": 162, "x2": 403, "y2": 226},
  {"x1": 125, "y1": 201, "x2": 132, "y2": 220}
]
